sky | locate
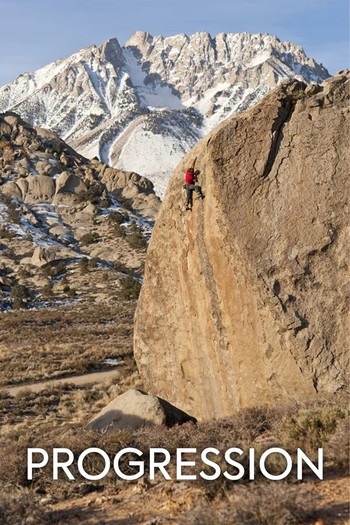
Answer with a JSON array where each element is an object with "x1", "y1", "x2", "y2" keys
[{"x1": 0, "y1": 0, "x2": 349, "y2": 86}]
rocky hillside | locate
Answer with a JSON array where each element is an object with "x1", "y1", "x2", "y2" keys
[
  {"x1": 0, "y1": 32, "x2": 329, "y2": 196},
  {"x1": 0, "y1": 112, "x2": 160, "y2": 311},
  {"x1": 134, "y1": 71, "x2": 349, "y2": 420}
]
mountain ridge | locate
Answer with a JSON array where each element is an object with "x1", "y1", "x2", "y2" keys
[{"x1": 0, "y1": 31, "x2": 330, "y2": 196}]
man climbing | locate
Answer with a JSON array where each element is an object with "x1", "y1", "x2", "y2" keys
[{"x1": 184, "y1": 168, "x2": 205, "y2": 210}]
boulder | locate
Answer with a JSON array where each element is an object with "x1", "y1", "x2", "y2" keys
[
  {"x1": 49, "y1": 225, "x2": 70, "y2": 237},
  {"x1": 3, "y1": 114, "x2": 21, "y2": 127},
  {"x1": 55, "y1": 171, "x2": 85, "y2": 193},
  {"x1": 54, "y1": 171, "x2": 87, "y2": 205},
  {"x1": 25, "y1": 174, "x2": 55, "y2": 202},
  {"x1": 86, "y1": 389, "x2": 197, "y2": 432},
  {"x1": 30, "y1": 247, "x2": 56, "y2": 267},
  {"x1": 1, "y1": 181, "x2": 22, "y2": 200},
  {"x1": 134, "y1": 72, "x2": 350, "y2": 420}
]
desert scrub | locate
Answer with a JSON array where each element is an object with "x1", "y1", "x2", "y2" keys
[
  {"x1": 179, "y1": 483, "x2": 319, "y2": 525},
  {"x1": 108, "y1": 210, "x2": 129, "y2": 225},
  {"x1": 79, "y1": 256, "x2": 89, "y2": 274},
  {"x1": 10, "y1": 284, "x2": 29, "y2": 310},
  {"x1": 0, "y1": 226, "x2": 15, "y2": 240},
  {"x1": 229, "y1": 483, "x2": 318, "y2": 525},
  {"x1": 113, "y1": 222, "x2": 126, "y2": 238},
  {"x1": 42, "y1": 260, "x2": 66, "y2": 278},
  {"x1": 42, "y1": 282, "x2": 54, "y2": 299},
  {"x1": 78, "y1": 180, "x2": 103, "y2": 204},
  {"x1": 118, "y1": 276, "x2": 142, "y2": 300},
  {"x1": 277, "y1": 405, "x2": 349, "y2": 452},
  {"x1": 327, "y1": 417, "x2": 350, "y2": 468},
  {"x1": 80, "y1": 232, "x2": 99, "y2": 246},
  {"x1": 0, "y1": 489, "x2": 47, "y2": 525},
  {"x1": 0, "y1": 303, "x2": 136, "y2": 386},
  {"x1": 126, "y1": 222, "x2": 147, "y2": 250}
]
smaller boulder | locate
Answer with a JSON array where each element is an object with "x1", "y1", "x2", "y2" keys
[
  {"x1": 86, "y1": 389, "x2": 197, "y2": 432},
  {"x1": 31, "y1": 246, "x2": 56, "y2": 267}
]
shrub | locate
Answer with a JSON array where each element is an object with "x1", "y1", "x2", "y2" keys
[
  {"x1": 126, "y1": 223, "x2": 147, "y2": 250},
  {"x1": 225, "y1": 483, "x2": 318, "y2": 525},
  {"x1": 53, "y1": 261, "x2": 66, "y2": 277},
  {"x1": 80, "y1": 232, "x2": 99, "y2": 246},
  {"x1": 78, "y1": 181, "x2": 103, "y2": 204},
  {"x1": 42, "y1": 261, "x2": 66, "y2": 278},
  {"x1": 99, "y1": 197, "x2": 111, "y2": 208},
  {"x1": 0, "y1": 194, "x2": 20, "y2": 223},
  {"x1": 113, "y1": 260, "x2": 129, "y2": 274},
  {"x1": 0, "y1": 490, "x2": 45, "y2": 525},
  {"x1": 79, "y1": 257, "x2": 89, "y2": 275},
  {"x1": 108, "y1": 210, "x2": 129, "y2": 225},
  {"x1": 18, "y1": 267, "x2": 31, "y2": 280},
  {"x1": 61, "y1": 276, "x2": 68, "y2": 287},
  {"x1": 42, "y1": 282, "x2": 54, "y2": 299},
  {"x1": 101, "y1": 272, "x2": 109, "y2": 282},
  {"x1": 0, "y1": 226, "x2": 15, "y2": 240},
  {"x1": 7, "y1": 202, "x2": 20, "y2": 224},
  {"x1": 67, "y1": 288, "x2": 77, "y2": 298},
  {"x1": 327, "y1": 417, "x2": 350, "y2": 468},
  {"x1": 88, "y1": 257, "x2": 98, "y2": 269},
  {"x1": 10, "y1": 285, "x2": 29, "y2": 310},
  {"x1": 112, "y1": 223, "x2": 126, "y2": 238},
  {"x1": 278, "y1": 405, "x2": 348, "y2": 452},
  {"x1": 118, "y1": 276, "x2": 142, "y2": 300}
]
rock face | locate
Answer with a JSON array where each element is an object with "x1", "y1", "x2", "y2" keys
[
  {"x1": 134, "y1": 72, "x2": 350, "y2": 421},
  {"x1": 0, "y1": 32, "x2": 329, "y2": 196},
  {"x1": 86, "y1": 389, "x2": 197, "y2": 431}
]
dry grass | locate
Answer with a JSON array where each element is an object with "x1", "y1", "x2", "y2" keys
[
  {"x1": 0, "y1": 299, "x2": 348, "y2": 523},
  {"x1": 0, "y1": 386, "x2": 348, "y2": 523},
  {"x1": 0, "y1": 302, "x2": 136, "y2": 386},
  {"x1": 179, "y1": 483, "x2": 319, "y2": 525}
]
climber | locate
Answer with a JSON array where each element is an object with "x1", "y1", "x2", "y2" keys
[{"x1": 184, "y1": 168, "x2": 205, "y2": 210}]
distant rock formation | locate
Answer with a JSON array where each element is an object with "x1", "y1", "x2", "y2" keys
[
  {"x1": 0, "y1": 112, "x2": 160, "y2": 310},
  {"x1": 134, "y1": 72, "x2": 350, "y2": 420},
  {"x1": 0, "y1": 112, "x2": 160, "y2": 218}
]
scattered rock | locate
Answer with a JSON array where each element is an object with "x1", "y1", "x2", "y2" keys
[
  {"x1": 86, "y1": 389, "x2": 197, "y2": 431},
  {"x1": 30, "y1": 247, "x2": 56, "y2": 267}
]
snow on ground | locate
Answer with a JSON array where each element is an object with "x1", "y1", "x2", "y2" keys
[
  {"x1": 0, "y1": 201, "x2": 75, "y2": 249},
  {"x1": 186, "y1": 82, "x2": 231, "y2": 115},
  {"x1": 123, "y1": 48, "x2": 183, "y2": 110},
  {"x1": 104, "y1": 358, "x2": 121, "y2": 366},
  {"x1": 115, "y1": 124, "x2": 191, "y2": 197}
]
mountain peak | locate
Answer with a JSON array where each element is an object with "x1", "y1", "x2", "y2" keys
[
  {"x1": 0, "y1": 31, "x2": 331, "y2": 197},
  {"x1": 125, "y1": 31, "x2": 154, "y2": 47}
]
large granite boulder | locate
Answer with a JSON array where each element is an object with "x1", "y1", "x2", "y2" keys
[{"x1": 134, "y1": 72, "x2": 350, "y2": 420}]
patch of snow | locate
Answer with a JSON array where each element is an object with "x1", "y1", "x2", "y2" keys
[
  {"x1": 104, "y1": 358, "x2": 121, "y2": 366},
  {"x1": 123, "y1": 48, "x2": 183, "y2": 110},
  {"x1": 116, "y1": 124, "x2": 192, "y2": 197}
]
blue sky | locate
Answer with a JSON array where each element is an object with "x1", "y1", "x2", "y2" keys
[{"x1": 0, "y1": 0, "x2": 349, "y2": 85}]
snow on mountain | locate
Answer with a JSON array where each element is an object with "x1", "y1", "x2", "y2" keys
[{"x1": 0, "y1": 32, "x2": 330, "y2": 196}]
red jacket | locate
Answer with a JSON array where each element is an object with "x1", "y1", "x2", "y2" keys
[{"x1": 185, "y1": 170, "x2": 195, "y2": 185}]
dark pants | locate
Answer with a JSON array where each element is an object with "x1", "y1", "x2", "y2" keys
[{"x1": 185, "y1": 184, "x2": 203, "y2": 206}]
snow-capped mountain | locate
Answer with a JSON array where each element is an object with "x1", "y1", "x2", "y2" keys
[{"x1": 0, "y1": 32, "x2": 330, "y2": 196}]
